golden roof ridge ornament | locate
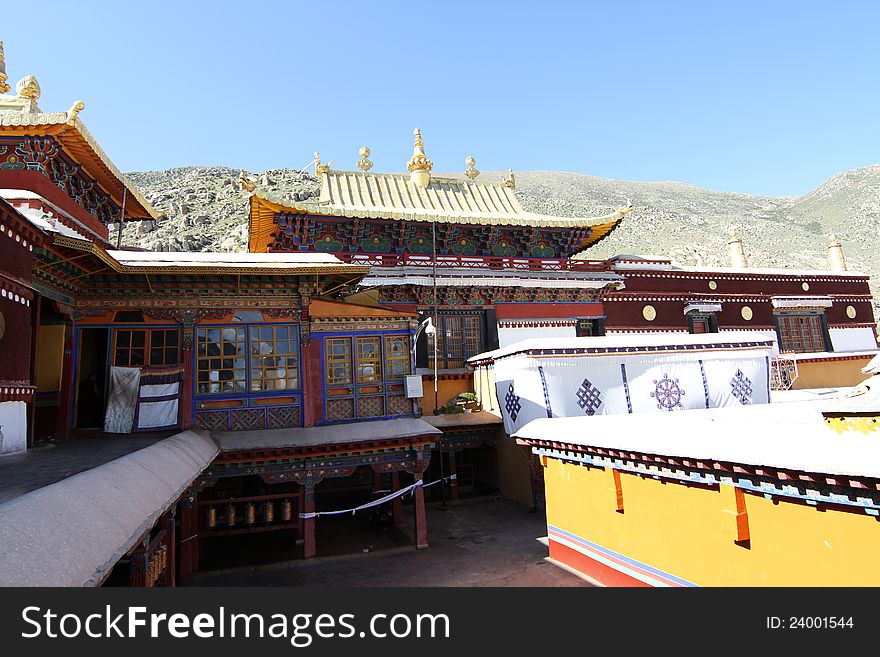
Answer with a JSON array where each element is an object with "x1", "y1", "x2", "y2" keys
[
  {"x1": 66, "y1": 100, "x2": 85, "y2": 124},
  {"x1": 502, "y1": 168, "x2": 516, "y2": 189},
  {"x1": 315, "y1": 151, "x2": 332, "y2": 176},
  {"x1": 407, "y1": 127, "x2": 433, "y2": 188},
  {"x1": 464, "y1": 155, "x2": 479, "y2": 181},
  {"x1": 357, "y1": 146, "x2": 373, "y2": 172},
  {"x1": 0, "y1": 41, "x2": 9, "y2": 94},
  {"x1": 16, "y1": 74, "x2": 40, "y2": 113}
]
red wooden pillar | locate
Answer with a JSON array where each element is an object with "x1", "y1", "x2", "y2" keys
[
  {"x1": 414, "y1": 466, "x2": 429, "y2": 550},
  {"x1": 179, "y1": 324, "x2": 194, "y2": 428},
  {"x1": 391, "y1": 471, "x2": 403, "y2": 527},
  {"x1": 164, "y1": 510, "x2": 177, "y2": 587},
  {"x1": 447, "y1": 449, "x2": 459, "y2": 501},
  {"x1": 372, "y1": 470, "x2": 382, "y2": 494},
  {"x1": 56, "y1": 321, "x2": 74, "y2": 438},
  {"x1": 27, "y1": 293, "x2": 41, "y2": 448},
  {"x1": 302, "y1": 340, "x2": 323, "y2": 427},
  {"x1": 128, "y1": 546, "x2": 146, "y2": 587},
  {"x1": 179, "y1": 495, "x2": 199, "y2": 579},
  {"x1": 302, "y1": 483, "x2": 317, "y2": 559}
]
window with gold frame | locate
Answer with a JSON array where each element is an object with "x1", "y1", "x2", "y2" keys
[
  {"x1": 325, "y1": 337, "x2": 353, "y2": 385},
  {"x1": 249, "y1": 325, "x2": 300, "y2": 391},
  {"x1": 196, "y1": 327, "x2": 247, "y2": 394},
  {"x1": 384, "y1": 335, "x2": 411, "y2": 380},
  {"x1": 356, "y1": 336, "x2": 383, "y2": 383}
]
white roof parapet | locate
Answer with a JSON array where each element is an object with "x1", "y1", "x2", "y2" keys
[
  {"x1": 468, "y1": 331, "x2": 776, "y2": 365},
  {"x1": 106, "y1": 250, "x2": 352, "y2": 269},
  {"x1": 770, "y1": 296, "x2": 834, "y2": 309},
  {"x1": 0, "y1": 430, "x2": 218, "y2": 587},
  {"x1": 683, "y1": 302, "x2": 723, "y2": 315}
]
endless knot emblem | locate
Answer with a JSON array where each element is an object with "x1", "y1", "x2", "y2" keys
[
  {"x1": 504, "y1": 383, "x2": 522, "y2": 422},
  {"x1": 576, "y1": 378, "x2": 603, "y2": 416},
  {"x1": 730, "y1": 369, "x2": 753, "y2": 405},
  {"x1": 651, "y1": 373, "x2": 685, "y2": 411}
]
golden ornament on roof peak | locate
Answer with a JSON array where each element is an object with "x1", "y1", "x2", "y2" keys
[
  {"x1": 502, "y1": 168, "x2": 516, "y2": 189},
  {"x1": 357, "y1": 146, "x2": 373, "y2": 172},
  {"x1": 407, "y1": 127, "x2": 433, "y2": 188},
  {"x1": 0, "y1": 41, "x2": 9, "y2": 94},
  {"x1": 464, "y1": 155, "x2": 480, "y2": 180},
  {"x1": 66, "y1": 100, "x2": 85, "y2": 124},
  {"x1": 16, "y1": 74, "x2": 40, "y2": 102},
  {"x1": 315, "y1": 151, "x2": 331, "y2": 176}
]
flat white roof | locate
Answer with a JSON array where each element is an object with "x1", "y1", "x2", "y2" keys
[
  {"x1": 469, "y1": 331, "x2": 775, "y2": 363},
  {"x1": 107, "y1": 250, "x2": 352, "y2": 269},
  {"x1": 514, "y1": 381, "x2": 880, "y2": 479}
]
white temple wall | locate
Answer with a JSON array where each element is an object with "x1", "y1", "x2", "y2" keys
[
  {"x1": 0, "y1": 401, "x2": 27, "y2": 455},
  {"x1": 498, "y1": 324, "x2": 575, "y2": 348},
  {"x1": 829, "y1": 327, "x2": 878, "y2": 352}
]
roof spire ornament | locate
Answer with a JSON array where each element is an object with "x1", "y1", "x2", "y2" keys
[
  {"x1": 315, "y1": 151, "x2": 331, "y2": 176},
  {"x1": 0, "y1": 42, "x2": 9, "y2": 94},
  {"x1": 827, "y1": 232, "x2": 848, "y2": 272},
  {"x1": 464, "y1": 155, "x2": 480, "y2": 181},
  {"x1": 502, "y1": 168, "x2": 516, "y2": 189},
  {"x1": 407, "y1": 127, "x2": 433, "y2": 188},
  {"x1": 15, "y1": 74, "x2": 40, "y2": 112},
  {"x1": 357, "y1": 146, "x2": 373, "y2": 172}
]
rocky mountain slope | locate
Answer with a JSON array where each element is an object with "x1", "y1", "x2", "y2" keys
[{"x1": 121, "y1": 165, "x2": 880, "y2": 319}]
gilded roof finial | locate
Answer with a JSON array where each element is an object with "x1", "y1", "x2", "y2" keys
[
  {"x1": 464, "y1": 155, "x2": 480, "y2": 181},
  {"x1": 407, "y1": 127, "x2": 433, "y2": 188},
  {"x1": 0, "y1": 42, "x2": 9, "y2": 94},
  {"x1": 238, "y1": 169, "x2": 256, "y2": 193},
  {"x1": 66, "y1": 100, "x2": 85, "y2": 124},
  {"x1": 315, "y1": 151, "x2": 331, "y2": 176},
  {"x1": 16, "y1": 74, "x2": 40, "y2": 101},
  {"x1": 502, "y1": 168, "x2": 516, "y2": 189},
  {"x1": 357, "y1": 146, "x2": 373, "y2": 172}
]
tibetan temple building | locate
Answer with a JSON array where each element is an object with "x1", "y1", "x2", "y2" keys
[{"x1": 0, "y1": 42, "x2": 877, "y2": 586}]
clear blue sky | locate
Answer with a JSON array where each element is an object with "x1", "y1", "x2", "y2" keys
[{"x1": 3, "y1": 1, "x2": 878, "y2": 196}]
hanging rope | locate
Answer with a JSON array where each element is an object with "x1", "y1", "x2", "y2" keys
[{"x1": 299, "y1": 474, "x2": 456, "y2": 519}]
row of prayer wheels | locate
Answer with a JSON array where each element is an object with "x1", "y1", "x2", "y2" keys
[
  {"x1": 206, "y1": 499, "x2": 293, "y2": 528},
  {"x1": 146, "y1": 544, "x2": 167, "y2": 588}
]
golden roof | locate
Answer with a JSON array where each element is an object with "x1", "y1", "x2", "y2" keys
[{"x1": 249, "y1": 172, "x2": 630, "y2": 252}]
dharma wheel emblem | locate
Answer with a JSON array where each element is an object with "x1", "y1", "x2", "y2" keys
[
  {"x1": 642, "y1": 305, "x2": 657, "y2": 321},
  {"x1": 741, "y1": 306, "x2": 753, "y2": 321},
  {"x1": 651, "y1": 373, "x2": 685, "y2": 411},
  {"x1": 846, "y1": 305, "x2": 857, "y2": 319}
]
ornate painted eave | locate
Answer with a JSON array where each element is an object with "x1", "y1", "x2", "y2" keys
[{"x1": 0, "y1": 105, "x2": 157, "y2": 221}]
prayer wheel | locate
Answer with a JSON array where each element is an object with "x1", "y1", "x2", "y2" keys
[
  {"x1": 281, "y1": 499, "x2": 292, "y2": 522},
  {"x1": 207, "y1": 506, "x2": 217, "y2": 528},
  {"x1": 265, "y1": 501, "x2": 274, "y2": 522},
  {"x1": 226, "y1": 505, "x2": 236, "y2": 527},
  {"x1": 246, "y1": 502, "x2": 256, "y2": 525}
]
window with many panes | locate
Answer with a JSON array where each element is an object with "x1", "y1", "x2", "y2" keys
[
  {"x1": 249, "y1": 325, "x2": 300, "y2": 392},
  {"x1": 196, "y1": 327, "x2": 247, "y2": 394},
  {"x1": 324, "y1": 334, "x2": 411, "y2": 386},
  {"x1": 384, "y1": 335, "x2": 410, "y2": 380},
  {"x1": 356, "y1": 337, "x2": 383, "y2": 383},
  {"x1": 114, "y1": 328, "x2": 180, "y2": 367},
  {"x1": 775, "y1": 314, "x2": 828, "y2": 353},
  {"x1": 196, "y1": 325, "x2": 301, "y2": 395},
  {"x1": 427, "y1": 313, "x2": 484, "y2": 369},
  {"x1": 325, "y1": 338, "x2": 353, "y2": 385}
]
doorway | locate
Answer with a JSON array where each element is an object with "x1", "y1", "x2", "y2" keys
[{"x1": 75, "y1": 328, "x2": 109, "y2": 429}]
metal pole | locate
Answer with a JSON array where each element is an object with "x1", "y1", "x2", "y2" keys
[
  {"x1": 432, "y1": 219, "x2": 446, "y2": 509},
  {"x1": 115, "y1": 186, "x2": 127, "y2": 250}
]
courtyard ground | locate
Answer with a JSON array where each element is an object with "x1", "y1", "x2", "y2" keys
[{"x1": 184, "y1": 497, "x2": 593, "y2": 587}]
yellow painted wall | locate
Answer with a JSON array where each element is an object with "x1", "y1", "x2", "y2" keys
[
  {"x1": 418, "y1": 377, "x2": 473, "y2": 415},
  {"x1": 497, "y1": 434, "x2": 534, "y2": 508},
  {"x1": 545, "y1": 458, "x2": 880, "y2": 586},
  {"x1": 473, "y1": 366, "x2": 499, "y2": 413},
  {"x1": 792, "y1": 358, "x2": 873, "y2": 389},
  {"x1": 36, "y1": 325, "x2": 65, "y2": 392}
]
